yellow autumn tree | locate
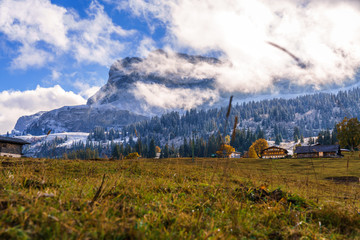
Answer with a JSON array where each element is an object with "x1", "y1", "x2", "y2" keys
[
  {"x1": 225, "y1": 135, "x2": 231, "y2": 145},
  {"x1": 124, "y1": 152, "x2": 140, "y2": 160},
  {"x1": 216, "y1": 144, "x2": 235, "y2": 158},
  {"x1": 248, "y1": 145, "x2": 257, "y2": 158},
  {"x1": 155, "y1": 146, "x2": 161, "y2": 153},
  {"x1": 250, "y1": 138, "x2": 269, "y2": 158},
  {"x1": 336, "y1": 117, "x2": 360, "y2": 150}
]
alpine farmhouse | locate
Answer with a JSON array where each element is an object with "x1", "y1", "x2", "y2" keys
[
  {"x1": 261, "y1": 146, "x2": 288, "y2": 159},
  {"x1": 294, "y1": 145, "x2": 342, "y2": 158}
]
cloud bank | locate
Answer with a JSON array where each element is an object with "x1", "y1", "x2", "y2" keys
[
  {"x1": 131, "y1": 82, "x2": 219, "y2": 109},
  {"x1": 120, "y1": 0, "x2": 360, "y2": 98},
  {"x1": 0, "y1": 85, "x2": 86, "y2": 134}
]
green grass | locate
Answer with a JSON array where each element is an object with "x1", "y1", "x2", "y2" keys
[{"x1": 0, "y1": 156, "x2": 359, "y2": 239}]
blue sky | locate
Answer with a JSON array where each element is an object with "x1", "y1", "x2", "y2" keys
[
  {"x1": 0, "y1": 0, "x2": 170, "y2": 133},
  {"x1": 1, "y1": 0, "x2": 360, "y2": 133},
  {"x1": 0, "y1": 0, "x2": 166, "y2": 93}
]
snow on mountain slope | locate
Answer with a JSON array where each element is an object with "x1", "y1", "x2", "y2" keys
[
  {"x1": 18, "y1": 132, "x2": 90, "y2": 156},
  {"x1": 18, "y1": 132, "x2": 136, "y2": 157},
  {"x1": 16, "y1": 104, "x2": 148, "y2": 135},
  {"x1": 14, "y1": 111, "x2": 46, "y2": 133}
]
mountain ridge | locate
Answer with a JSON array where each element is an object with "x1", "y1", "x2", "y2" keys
[{"x1": 13, "y1": 51, "x2": 360, "y2": 136}]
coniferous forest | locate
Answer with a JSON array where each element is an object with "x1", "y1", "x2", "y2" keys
[{"x1": 32, "y1": 87, "x2": 360, "y2": 159}]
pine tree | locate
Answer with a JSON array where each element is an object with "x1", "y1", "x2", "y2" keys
[
  {"x1": 293, "y1": 127, "x2": 300, "y2": 143},
  {"x1": 148, "y1": 138, "x2": 156, "y2": 158},
  {"x1": 135, "y1": 138, "x2": 142, "y2": 156},
  {"x1": 331, "y1": 125, "x2": 338, "y2": 144},
  {"x1": 275, "y1": 134, "x2": 281, "y2": 145},
  {"x1": 163, "y1": 144, "x2": 169, "y2": 158},
  {"x1": 111, "y1": 144, "x2": 121, "y2": 160}
]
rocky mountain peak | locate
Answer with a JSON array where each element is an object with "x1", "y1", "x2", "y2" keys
[{"x1": 86, "y1": 50, "x2": 222, "y2": 114}]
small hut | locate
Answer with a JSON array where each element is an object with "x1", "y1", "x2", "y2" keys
[{"x1": 0, "y1": 136, "x2": 30, "y2": 158}]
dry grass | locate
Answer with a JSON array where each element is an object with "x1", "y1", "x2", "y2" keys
[{"x1": 0, "y1": 156, "x2": 359, "y2": 239}]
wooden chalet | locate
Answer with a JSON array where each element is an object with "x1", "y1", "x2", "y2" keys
[
  {"x1": 294, "y1": 144, "x2": 342, "y2": 158},
  {"x1": 261, "y1": 146, "x2": 288, "y2": 159},
  {"x1": 0, "y1": 136, "x2": 30, "y2": 158}
]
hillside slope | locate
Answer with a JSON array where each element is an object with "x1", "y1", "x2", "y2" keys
[{"x1": 18, "y1": 105, "x2": 148, "y2": 135}]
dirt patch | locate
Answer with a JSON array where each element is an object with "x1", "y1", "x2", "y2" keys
[
  {"x1": 233, "y1": 186, "x2": 310, "y2": 209},
  {"x1": 324, "y1": 176, "x2": 359, "y2": 183}
]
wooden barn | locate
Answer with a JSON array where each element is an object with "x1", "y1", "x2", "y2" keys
[
  {"x1": 0, "y1": 136, "x2": 30, "y2": 158},
  {"x1": 261, "y1": 146, "x2": 288, "y2": 159},
  {"x1": 294, "y1": 144, "x2": 342, "y2": 158}
]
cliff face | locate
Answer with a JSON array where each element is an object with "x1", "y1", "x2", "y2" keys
[
  {"x1": 14, "y1": 111, "x2": 46, "y2": 132},
  {"x1": 86, "y1": 51, "x2": 222, "y2": 116}
]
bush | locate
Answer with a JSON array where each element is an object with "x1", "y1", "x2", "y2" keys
[{"x1": 124, "y1": 152, "x2": 140, "y2": 159}]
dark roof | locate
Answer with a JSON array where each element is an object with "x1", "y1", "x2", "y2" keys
[
  {"x1": 261, "y1": 146, "x2": 288, "y2": 154},
  {"x1": 294, "y1": 145, "x2": 340, "y2": 154},
  {"x1": 0, "y1": 136, "x2": 30, "y2": 145}
]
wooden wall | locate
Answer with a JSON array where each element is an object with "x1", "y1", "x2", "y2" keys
[{"x1": 0, "y1": 143, "x2": 23, "y2": 155}]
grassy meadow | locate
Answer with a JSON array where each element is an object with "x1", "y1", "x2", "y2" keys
[{"x1": 0, "y1": 155, "x2": 359, "y2": 239}]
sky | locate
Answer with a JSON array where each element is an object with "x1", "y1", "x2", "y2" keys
[{"x1": 1, "y1": 0, "x2": 360, "y2": 133}]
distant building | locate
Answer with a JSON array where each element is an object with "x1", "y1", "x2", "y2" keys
[
  {"x1": 230, "y1": 152, "x2": 241, "y2": 158},
  {"x1": 0, "y1": 136, "x2": 30, "y2": 158},
  {"x1": 294, "y1": 144, "x2": 342, "y2": 158},
  {"x1": 261, "y1": 146, "x2": 288, "y2": 159}
]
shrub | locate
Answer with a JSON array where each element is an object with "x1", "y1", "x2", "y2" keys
[{"x1": 124, "y1": 152, "x2": 140, "y2": 159}]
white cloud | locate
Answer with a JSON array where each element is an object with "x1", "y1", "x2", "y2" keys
[
  {"x1": 117, "y1": 0, "x2": 172, "y2": 26},
  {"x1": 67, "y1": 1, "x2": 136, "y2": 65},
  {"x1": 131, "y1": 82, "x2": 219, "y2": 109},
  {"x1": 123, "y1": 0, "x2": 360, "y2": 95},
  {"x1": 0, "y1": 0, "x2": 68, "y2": 49},
  {"x1": 0, "y1": 85, "x2": 86, "y2": 134},
  {"x1": 73, "y1": 81, "x2": 101, "y2": 99},
  {"x1": 137, "y1": 37, "x2": 156, "y2": 57},
  {"x1": 119, "y1": 50, "x2": 221, "y2": 80},
  {"x1": 51, "y1": 70, "x2": 61, "y2": 80},
  {"x1": 10, "y1": 44, "x2": 54, "y2": 69},
  {"x1": 0, "y1": 0, "x2": 135, "y2": 69}
]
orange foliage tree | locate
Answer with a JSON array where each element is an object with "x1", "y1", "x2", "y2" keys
[
  {"x1": 216, "y1": 144, "x2": 235, "y2": 158},
  {"x1": 249, "y1": 139, "x2": 268, "y2": 158}
]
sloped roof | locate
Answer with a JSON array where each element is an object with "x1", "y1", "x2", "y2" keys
[
  {"x1": 294, "y1": 145, "x2": 340, "y2": 154},
  {"x1": 0, "y1": 136, "x2": 30, "y2": 145}
]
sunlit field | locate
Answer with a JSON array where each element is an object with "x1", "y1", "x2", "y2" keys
[{"x1": 0, "y1": 155, "x2": 359, "y2": 239}]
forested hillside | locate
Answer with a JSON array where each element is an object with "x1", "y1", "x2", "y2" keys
[{"x1": 123, "y1": 87, "x2": 360, "y2": 144}]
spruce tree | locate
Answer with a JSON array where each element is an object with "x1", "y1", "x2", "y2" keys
[
  {"x1": 164, "y1": 144, "x2": 169, "y2": 158},
  {"x1": 149, "y1": 139, "x2": 156, "y2": 158}
]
